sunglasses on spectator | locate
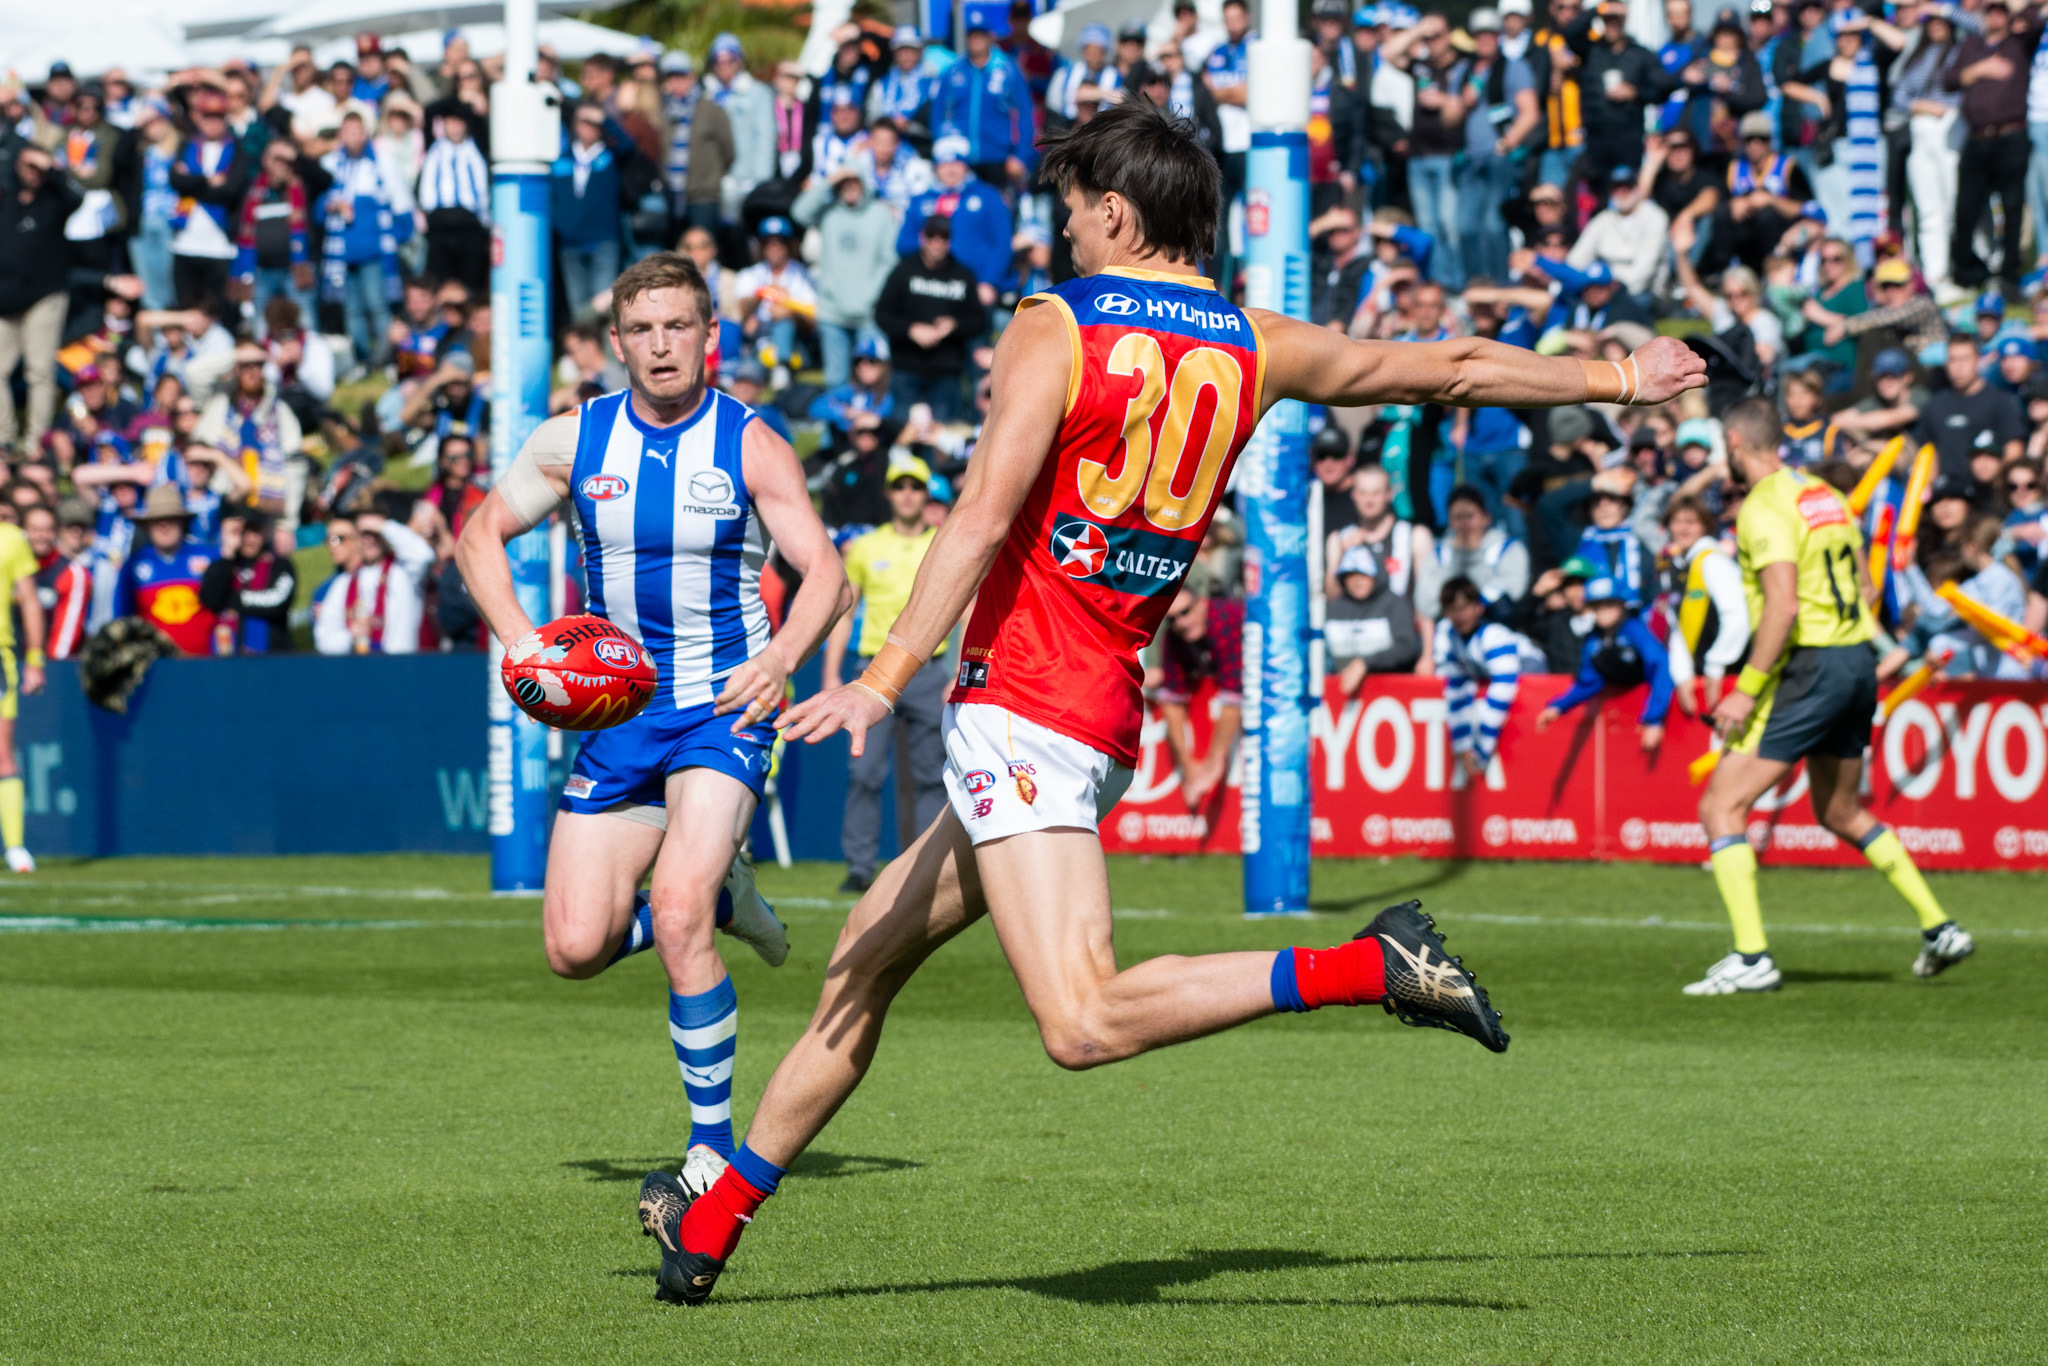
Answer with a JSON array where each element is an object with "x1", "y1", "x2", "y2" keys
[
  {"x1": 327, "y1": 529, "x2": 358, "y2": 543},
  {"x1": 2010, "y1": 476, "x2": 2040, "y2": 492},
  {"x1": 1821, "y1": 251, "x2": 1849, "y2": 264},
  {"x1": 1313, "y1": 450, "x2": 1349, "y2": 462}
]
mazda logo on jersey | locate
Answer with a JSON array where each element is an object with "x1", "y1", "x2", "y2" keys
[
  {"x1": 581, "y1": 474, "x2": 629, "y2": 501},
  {"x1": 689, "y1": 470, "x2": 735, "y2": 504},
  {"x1": 1094, "y1": 293, "x2": 1141, "y2": 316},
  {"x1": 676, "y1": 468, "x2": 742, "y2": 518},
  {"x1": 1047, "y1": 518, "x2": 1195, "y2": 596}
]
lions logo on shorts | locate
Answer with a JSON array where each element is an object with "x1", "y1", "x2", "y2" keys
[{"x1": 1007, "y1": 761, "x2": 1038, "y2": 806}]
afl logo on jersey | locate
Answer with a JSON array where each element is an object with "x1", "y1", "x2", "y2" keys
[
  {"x1": 581, "y1": 474, "x2": 629, "y2": 501},
  {"x1": 964, "y1": 769, "x2": 996, "y2": 794},
  {"x1": 1050, "y1": 520, "x2": 1109, "y2": 578},
  {"x1": 1094, "y1": 293, "x2": 1141, "y2": 317},
  {"x1": 591, "y1": 637, "x2": 641, "y2": 669}
]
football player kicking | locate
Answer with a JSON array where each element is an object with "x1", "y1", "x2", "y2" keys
[
  {"x1": 1683, "y1": 398, "x2": 1974, "y2": 996},
  {"x1": 456, "y1": 254, "x2": 850, "y2": 1194},
  {"x1": 640, "y1": 101, "x2": 1704, "y2": 1304}
]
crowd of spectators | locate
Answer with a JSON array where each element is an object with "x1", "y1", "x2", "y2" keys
[{"x1": 1, "y1": 0, "x2": 2045, "y2": 745}]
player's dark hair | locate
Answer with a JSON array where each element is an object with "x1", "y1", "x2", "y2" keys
[
  {"x1": 610, "y1": 251, "x2": 715, "y2": 333},
  {"x1": 1037, "y1": 98, "x2": 1221, "y2": 265},
  {"x1": 1440, "y1": 575, "x2": 1484, "y2": 609},
  {"x1": 1722, "y1": 396, "x2": 1780, "y2": 460}
]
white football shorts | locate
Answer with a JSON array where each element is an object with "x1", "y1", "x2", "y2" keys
[{"x1": 941, "y1": 702, "x2": 1135, "y2": 846}]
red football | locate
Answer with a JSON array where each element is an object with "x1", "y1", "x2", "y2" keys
[{"x1": 500, "y1": 614, "x2": 658, "y2": 730}]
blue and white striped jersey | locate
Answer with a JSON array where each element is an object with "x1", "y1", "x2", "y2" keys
[
  {"x1": 1434, "y1": 619, "x2": 1543, "y2": 769},
  {"x1": 567, "y1": 389, "x2": 771, "y2": 710}
]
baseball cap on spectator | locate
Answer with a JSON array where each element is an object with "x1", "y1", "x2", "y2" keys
[
  {"x1": 933, "y1": 133, "x2": 971, "y2": 163},
  {"x1": 758, "y1": 216, "x2": 795, "y2": 241},
  {"x1": 1354, "y1": 4, "x2": 1383, "y2": 24},
  {"x1": 1583, "y1": 577, "x2": 1626, "y2": 604},
  {"x1": 1337, "y1": 544, "x2": 1380, "y2": 580},
  {"x1": 48, "y1": 61, "x2": 73, "y2": 79},
  {"x1": 1559, "y1": 554, "x2": 1601, "y2": 581},
  {"x1": 710, "y1": 32, "x2": 744, "y2": 59},
  {"x1": 1998, "y1": 336, "x2": 2036, "y2": 361},
  {"x1": 886, "y1": 452, "x2": 933, "y2": 487},
  {"x1": 1929, "y1": 473, "x2": 1986, "y2": 507},
  {"x1": 1675, "y1": 417, "x2": 1717, "y2": 449},
  {"x1": 1738, "y1": 111, "x2": 1774, "y2": 140},
  {"x1": 56, "y1": 497, "x2": 94, "y2": 530},
  {"x1": 1080, "y1": 22, "x2": 1114, "y2": 48},
  {"x1": 829, "y1": 85, "x2": 858, "y2": 108},
  {"x1": 964, "y1": 2, "x2": 1011, "y2": 35},
  {"x1": 355, "y1": 32, "x2": 381, "y2": 55},
  {"x1": 855, "y1": 334, "x2": 891, "y2": 362},
  {"x1": 1871, "y1": 258, "x2": 1912, "y2": 286},
  {"x1": 1313, "y1": 0, "x2": 1348, "y2": 18},
  {"x1": 660, "y1": 51, "x2": 694, "y2": 75},
  {"x1": 892, "y1": 26, "x2": 924, "y2": 48},
  {"x1": 731, "y1": 355, "x2": 770, "y2": 385},
  {"x1": 1977, "y1": 291, "x2": 2006, "y2": 317},
  {"x1": 1871, "y1": 348, "x2": 1913, "y2": 377},
  {"x1": 1578, "y1": 261, "x2": 1616, "y2": 287},
  {"x1": 920, "y1": 213, "x2": 953, "y2": 239},
  {"x1": 1609, "y1": 163, "x2": 1639, "y2": 186},
  {"x1": 1500, "y1": 0, "x2": 1532, "y2": 14},
  {"x1": 75, "y1": 364, "x2": 105, "y2": 386},
  {"x1": 1311, "y1": 425, "x2": 1352, "y2": 461},
  {"x1": 1548, "y1": 406, "x2": 1596, "y2": 447},
  {"x1": 1798, "y1": 200, "x2": 1827, "y2": 225},
  {"x1": 1469, "y1": 8, "x2": 1503, "y2": 31},
  {"x1": 1119, "y1": 20, "x2": 1149, "y2": 42},
  {"x1": 443, "y1": 349, "x2": 477, "y2": 377}
]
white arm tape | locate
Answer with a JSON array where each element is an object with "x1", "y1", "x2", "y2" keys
[{"x1": 495, "y1": 413, "x2": 577, "y2": 534}]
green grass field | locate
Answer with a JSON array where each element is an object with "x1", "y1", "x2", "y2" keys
[{"x1": 2, "y1": 854, "x2": 2043, "y2": 1363}]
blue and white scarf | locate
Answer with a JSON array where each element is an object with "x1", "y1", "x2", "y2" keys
[
  {"x1": 1843, "y1": 42, "x2": 1884, "y2": 249},
  {"x1": 664, "y1": 90, "x2": 696, "y2": 194}
]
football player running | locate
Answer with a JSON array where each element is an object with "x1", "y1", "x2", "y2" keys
[
  {"x1": 643, "y1": 100, "x2": 1704, "y2": 1304},
  {"x1": 456, "y1": 254, "x2": 850, "y2": 1197}
]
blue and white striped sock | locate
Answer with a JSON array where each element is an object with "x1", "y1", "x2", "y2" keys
[
  {"x1": 669, "y1": 977, "x2": 738, "y2": 1158},
  {"x1": 604, "y1": 893, "x2": 655, "y2": 968}
]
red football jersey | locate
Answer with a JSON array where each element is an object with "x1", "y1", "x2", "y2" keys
[{"x1": 950, "y1": 267, "x2": 1265, "y2": 767}]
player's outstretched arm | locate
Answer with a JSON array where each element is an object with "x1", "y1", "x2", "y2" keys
[
  {"x1": 778, "y1": 303, "x2": 1073, "y2": 755},
  {"x1": 713, "y1": 419, "x2": 854, "y2": 729},
  {"x1": 1248, "y1": 310, "x2": 1706, "y2": 412},
  {"x1": 453, "y1": 412, "x2": 576, "y2": 649}
]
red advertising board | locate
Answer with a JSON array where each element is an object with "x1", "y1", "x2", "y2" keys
[{"x1": 1098, "y1": 676, "x2": 2048, "y2": 872}]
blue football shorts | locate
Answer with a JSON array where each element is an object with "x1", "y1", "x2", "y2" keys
[{"x1": 559, "y1": 698, "x2": 776, "y2": 818}]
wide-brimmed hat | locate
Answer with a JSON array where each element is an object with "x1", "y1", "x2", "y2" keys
[{"x1": 128, "y1": 484, "x2": 192, "y2": 523}]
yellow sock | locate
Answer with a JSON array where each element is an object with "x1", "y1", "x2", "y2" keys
[
  {"x1": 1710, "y1": 837, "x2": 1768, "y2": 955},
  {"x1": 0, "y1": 776, "x2": 24, "y2": 850},
  {"x1": 1860, "y1": 828, "x2": 1947, "y2": 931}
]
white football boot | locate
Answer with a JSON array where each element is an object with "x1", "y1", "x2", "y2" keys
[
  {"x1": 1913, "y1": 922, "x2": 1976, "y2": 978},
  {"x1": 678, "y1": 1143, "x2": 730, "y2": 1202},
  {"x1": 6, "y1": 847, "x2": 35, "y2": 874},
  {"x1": 1682, "y1": 951, "x2": 1783, "y2": 996},
  {"x1": 719, "y1": 850, "x2": 788, "y2": 967}
]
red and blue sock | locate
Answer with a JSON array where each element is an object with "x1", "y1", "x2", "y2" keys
[
  {"x1": 1270, "y1": 939, "x2": 1387, "y2": 1013},
  {"x1": 679, "y1": 1144, "x2": 785, "y2": 1259}
]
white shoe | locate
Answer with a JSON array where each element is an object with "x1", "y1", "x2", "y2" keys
[
  {"x1": 1913, "y1": 922, "x2": 1976, "y2": 978},
  {"x1": 679, "y1": 1143, "x2": 730, "y2": 1201},
  {"x1": 6, "y1": 847, "x2": 35, "y2": 874},
  {"x1": 1682, "y1": 951, "x2": 1782, "y2": 996},
  {"x1": 719, "y1": 851, "x2": 788, "y2": 967}
]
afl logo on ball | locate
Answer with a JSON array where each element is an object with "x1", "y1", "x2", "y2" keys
[
  {"x1": 1095, "y1": 293, "x2": 1140, "y2": 316},
  {"x1": 513, "y1": 677, "x2": 548, "y2": 708},
  {"x1": 592, "y1": 637, "x2": 640, "y2": 669},
  {"x1": 582, "y1": 474, "x2": 629, "y2": 501}
]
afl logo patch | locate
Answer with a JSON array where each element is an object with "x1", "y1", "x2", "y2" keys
[
  {"x1": 964, "y1": 769, "x2": 996, "y2": 795},
  {"x1": 512, "y1": 677, "x2": 548, "y2": 708},
  {"x1": 689, "y1": 469, "x2": 735, "y2": 504},
  {"x1": 1095, "y1": 293, "x2": 1141, "y2": 317},
  {"x1": 581, "y1": 474, "x2": 629, "y2": 501},
  {"x1": 592, "y1": 637, "x2": 640, "y2": 669}
]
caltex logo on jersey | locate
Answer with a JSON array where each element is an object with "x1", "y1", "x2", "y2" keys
[
  {"x1": 582, "y1": 474, "x2": 629, "y2": 501},
  {"x1": 1051, "y1": 520, "x2": 1109, "y2": 578},
  {"x1": 1094, "y1": 293, "x2": 1140, "y2": 316},
  {"x1": 591, "y1": 638, "x2": 640, "y2": 669}
]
